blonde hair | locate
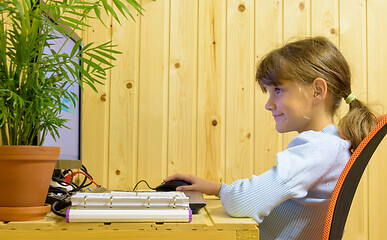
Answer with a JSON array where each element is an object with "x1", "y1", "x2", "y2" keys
[{"x1": 256, "y1": 36, "x2": 375, "y2": 150}]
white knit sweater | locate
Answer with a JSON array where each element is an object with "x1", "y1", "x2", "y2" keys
[{"x1": 218, "y1": 125, "x2": 351, "y2": 240}]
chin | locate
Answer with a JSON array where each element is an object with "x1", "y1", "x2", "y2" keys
[
  {"x1": 277, "y1": 129, "x2": 288, "y2": 134},
  {"x1": 276, "y1": 125, "x2": 292, "y2": 134}
]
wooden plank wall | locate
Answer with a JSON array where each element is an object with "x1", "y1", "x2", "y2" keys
[{"x1": 82, "y1": 0, "x2": 387, "y2": 239}]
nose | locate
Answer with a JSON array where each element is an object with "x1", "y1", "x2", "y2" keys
[{"x1": 265, "y1": 95, "x2": 275, "y2": 111}]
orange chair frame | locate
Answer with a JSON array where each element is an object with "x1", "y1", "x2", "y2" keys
[{"x1": 322, "y1": 114, "x2": 387, "y2": 240}]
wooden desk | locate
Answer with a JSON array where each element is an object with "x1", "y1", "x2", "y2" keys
[{"x1": 0, "y1": 197, "x2": 259, "y2": 240}]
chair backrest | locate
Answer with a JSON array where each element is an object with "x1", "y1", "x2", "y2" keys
[{"x1": 322, "y1": 114, "x2": 387, "y2": 240}]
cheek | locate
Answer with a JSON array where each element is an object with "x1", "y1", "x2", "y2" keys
[
  {"x1": 295, "y1": 97, "x2": 313, "y2": 117},
  {"x1": 284, "y1": 98, "x2": 307, "y2": 116}
]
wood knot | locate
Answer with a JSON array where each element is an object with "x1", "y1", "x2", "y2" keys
[
  {"x1": 330, "y1": 28, "x2": 336, "y2": 35},
  {"x1": 126, "y1": 82, "x2": 133, "y2": 89},
  {"x1": 174, "y1": 62, "x2": 180, "y2": 69},
  {"x1": 299, "y1": 2, "x2": 305, "y2": 10},
  {"x1": 100, "y1": 94, "x2": 107, "y2": 102},
  {"x1": 115, "y1": 170, "x2": 121, "y2": 175},
  {"x1": 212, "y1": 120, "x2": 218, "y2": 127},
  {"x1": 238, "y1": 4, "x2": 245, "y2": 12}
]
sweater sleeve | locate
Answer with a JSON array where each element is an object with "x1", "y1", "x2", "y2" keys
[{"x1": 218, "y1": 130, "x2": 347, "y2": 223}]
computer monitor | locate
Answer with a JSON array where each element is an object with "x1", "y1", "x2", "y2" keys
[{"x1": 41, "y1": 15, "x2": 82, "y2": 169}]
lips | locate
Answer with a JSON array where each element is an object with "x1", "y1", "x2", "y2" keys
[{"x1": 273, "y1": 113, "x2": 284, "y2": 120}]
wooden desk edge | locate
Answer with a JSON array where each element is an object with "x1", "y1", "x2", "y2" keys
[{"x1": 0, "y1": 198, "x2": 258, "y2": 232}]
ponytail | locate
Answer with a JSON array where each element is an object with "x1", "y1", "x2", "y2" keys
[{"x1": 338, "y1": 97, "x2": 376, "y2": 150}]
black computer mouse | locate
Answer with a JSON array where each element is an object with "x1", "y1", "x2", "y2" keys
[{"x1": 155, "y1": 180, "x2": 191, "y2": 192}]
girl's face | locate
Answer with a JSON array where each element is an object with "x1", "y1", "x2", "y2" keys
[{"x1": 264, "y1": 81, "x2": 315, "y2": 133}]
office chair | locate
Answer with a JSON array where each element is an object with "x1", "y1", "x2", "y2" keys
[{"x1": 322, "y1": 114, "x2": 387, "y2": 240}]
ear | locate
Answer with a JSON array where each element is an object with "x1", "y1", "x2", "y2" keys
[{"x1": 311, "y1": 78, "x2": 328, "y2": 102}]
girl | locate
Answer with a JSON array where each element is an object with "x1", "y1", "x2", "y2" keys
[{"x1": 164, "y1": 36, "x2": 376, "y2": 240}]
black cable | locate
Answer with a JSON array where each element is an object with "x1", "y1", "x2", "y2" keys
[
  {"x1": 48, "y1": 164, "x2": 102, "y2": 217},
  {"x1": 81, "y1": 165, "x2": 88, "y2": 173},
  {"x1": 60, "y1": 180, "x2": 79, "y2": 190},
  {"x1": 47, "y1": 185, "x2": 72, "y2": 217},
  {"x1": 70, "y1": 175, "x2": 87, "y2": 193},
  {"x1": 48, "y1": 185, "x2": 70, "y2": 196},
  {"x1": 51, "y1": 200, "x2": 71, "y2": 217},
  {"x1": 132, "y1": 180, "x2": 156, "y2": 191},
  {"x1": 81, "y1": 165, "x2": 94, "y2": 180},
  {"x1": 64, "y1": 165, "x2": 95, "y2": 192}
]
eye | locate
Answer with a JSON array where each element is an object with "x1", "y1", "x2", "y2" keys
[{"x1": 274, "y1": 88, "x2": 282, "y2": 95}]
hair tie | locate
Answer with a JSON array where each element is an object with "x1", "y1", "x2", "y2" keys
[{"x1": 345, "y1": 92, "x2": 356, "y2": 104}]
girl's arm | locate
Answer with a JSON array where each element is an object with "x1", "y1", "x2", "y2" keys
[{"x1": 219, "y1": 128, "x2": 350, "y2": 223}]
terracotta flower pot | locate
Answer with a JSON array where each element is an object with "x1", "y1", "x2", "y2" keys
[{"x1": 0, "y1": 146, "x2": 59, "y2": 221}]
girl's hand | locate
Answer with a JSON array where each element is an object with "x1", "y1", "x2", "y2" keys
[{"x1": 163, "y1": 174, "x2": 222, "y2": 196}]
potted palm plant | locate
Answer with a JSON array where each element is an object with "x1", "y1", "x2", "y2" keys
[{"x1": 0, "y1": 0, "x2": 144, "y2": 221}]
